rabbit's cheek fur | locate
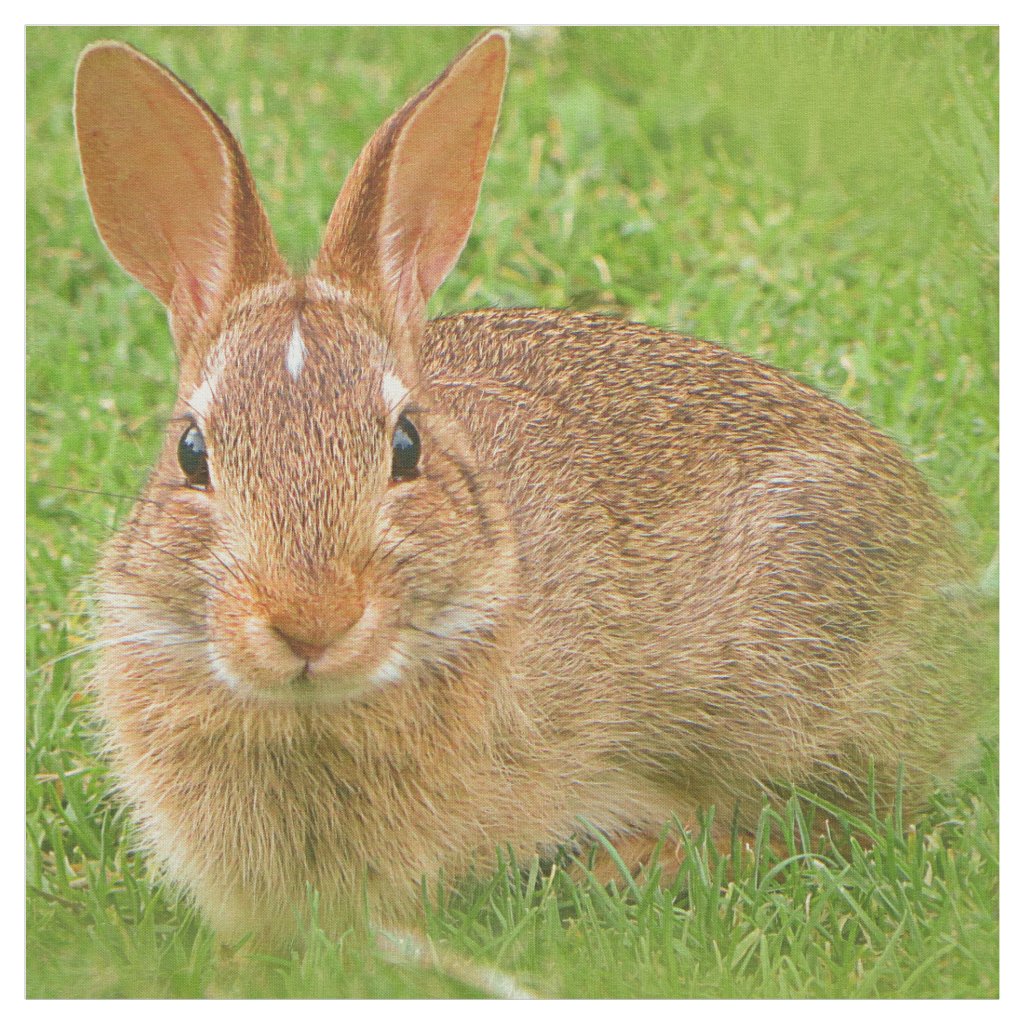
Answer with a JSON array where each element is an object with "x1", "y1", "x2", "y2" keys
[
  {"x1": 372, "y1": 422, "x2": 522, "y2": 664},
  {"x1": 96, "y1": 480, "x2": 220, "y2": 694}
]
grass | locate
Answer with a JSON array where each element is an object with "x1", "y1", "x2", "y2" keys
[{"x1": 26, "y1": 26, "x2": 998, "y2": 998}]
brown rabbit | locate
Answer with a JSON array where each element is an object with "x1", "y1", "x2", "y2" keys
[{"x1": 75, "y1": 31, "x2": 975, "y2": 944}]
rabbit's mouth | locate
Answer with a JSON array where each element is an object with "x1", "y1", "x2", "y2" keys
[
  {"x1": 205, "y1": 596, "x2": 409, "y2": 704},
  {"x1": 204, "y1": 586, "x2": 505, "y2": 705},
  {"x1": 207, "y1": 646, "x2": 400, "y2": 705}
]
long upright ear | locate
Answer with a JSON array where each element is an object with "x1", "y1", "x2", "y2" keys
[
  {"x1": 315, "y1": 30, "x2": 509, "y2": 327},
  {"x1": 74, "y1": 41, "x2": 288, "y2": 360}
]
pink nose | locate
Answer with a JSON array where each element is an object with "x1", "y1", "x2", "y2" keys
[
  {"x1": 263, "y1": 574, "x2": 365, "y2": 666},
  {"x1": 272, "y1": 628, "x2": 330, "y2": 663},
  {"x1": 268, "y1": 595, "x2": 365, "y2": 664}
]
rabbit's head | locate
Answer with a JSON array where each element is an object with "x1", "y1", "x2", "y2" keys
[{"x1": 75, "y1": 32, "x2": 518, "y2": 703}]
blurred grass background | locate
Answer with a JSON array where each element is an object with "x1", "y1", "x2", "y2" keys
[{"x1": 27, "y1": 26, "x2": 997, "y2": 997}]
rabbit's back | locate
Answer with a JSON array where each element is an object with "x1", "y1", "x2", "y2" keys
[{"x1": 423, "y1": 308, "x2": 972, "y2": 816}]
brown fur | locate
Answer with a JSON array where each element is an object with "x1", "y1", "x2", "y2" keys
[{"x1": 76, "y1": 33, "x2": 976, "y2": 944}]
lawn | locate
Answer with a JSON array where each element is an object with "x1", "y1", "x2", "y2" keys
[{"x1": 26, "y1": 26, "x2": 998, "y2": 998}]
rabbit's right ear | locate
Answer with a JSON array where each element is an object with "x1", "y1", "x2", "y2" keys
[
  {"x1": 315, "y1": 30, "x2": 508, "y2": 332},
  {"x1": 74, "y1": 41, "x2": 287, "y2": 364}
]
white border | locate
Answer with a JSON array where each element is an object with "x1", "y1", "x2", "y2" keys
[{"x1": 10, "y1": 5, "x2": 1013, "y2": 1017}]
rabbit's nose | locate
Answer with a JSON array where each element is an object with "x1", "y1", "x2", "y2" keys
[
  {"x1": 268, "y1": 599, "x2": 365, "y2": 664},
  {"x1": 272, "y1": 628, "x2": 330, "y2": 664}
]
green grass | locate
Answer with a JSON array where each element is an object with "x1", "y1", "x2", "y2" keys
[{"x1": 27, "y1": 26, "x2": 998, "y2": 998}]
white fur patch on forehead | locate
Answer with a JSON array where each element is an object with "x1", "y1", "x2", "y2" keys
[
  {"x1": 285, "y1": 319, "x2": 306, "y2": 379},
  {"x1": 382, "y1": 371, "x2": 410, "y2": 413}
]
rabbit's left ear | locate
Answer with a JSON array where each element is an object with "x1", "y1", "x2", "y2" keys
[
  {"x1": 316, "y1": 30, "x2": 509, "y2": 326},
  {"x1": 74, "y1": 41, "x2": 287, "y2": 361}
]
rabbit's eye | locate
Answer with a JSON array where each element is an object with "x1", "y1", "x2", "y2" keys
[
  {"x1": 391, "y1": 413, "x2": 421, "y2": 482},
  {"x1": 178, "y1": 424, "x2": 210, "y2": 488}
]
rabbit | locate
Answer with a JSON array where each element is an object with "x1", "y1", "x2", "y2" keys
[{"x1": 74, "y1": 30, "x2": 977, "y2": 945}]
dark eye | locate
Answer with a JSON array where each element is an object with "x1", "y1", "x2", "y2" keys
[
  {"x1": 177, "y1": 424, "x2": 210, "y2": 488},
  {"x1": 391, "y1": 413, "x2": 421, "y2": 482}
]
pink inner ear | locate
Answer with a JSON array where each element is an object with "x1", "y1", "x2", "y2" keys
[
  {"x1": 76, "y1": 42, "x2": 286, "y2": 354},
  {"x1": 178, "y1": 264, "x2": 207, "y2": 324},
  {"x1": 377, "y1": 37, "x2": 507, "y2": 321},
  {"x1": 77, "y1": 51, "x2": 231, "y2": 310}
]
